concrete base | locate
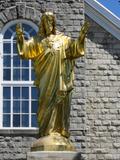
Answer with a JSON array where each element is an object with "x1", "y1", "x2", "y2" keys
[{"x1": 27, "y1": 151, "x2": 81, "y2": 160}]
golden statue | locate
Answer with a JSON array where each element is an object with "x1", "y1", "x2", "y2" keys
[{"x1": 16, "y1": 12, "x2": 89, "y2": 151}]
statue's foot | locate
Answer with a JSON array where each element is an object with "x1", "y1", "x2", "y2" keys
[{"x1": 31, "y1": 132, "x2": 75, "y2": 151}]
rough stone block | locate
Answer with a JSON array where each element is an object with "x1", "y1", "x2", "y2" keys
[{"x1": 27, "y1": 151, "x2": 82, "y2": 160}]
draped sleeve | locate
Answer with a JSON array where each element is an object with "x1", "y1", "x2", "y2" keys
[
  {"x1": 17, "y1": 36, "x2": 44, "y2": 60},
  {"x1": 65, "y1": 37, "x2": 85, "y2": 60}
]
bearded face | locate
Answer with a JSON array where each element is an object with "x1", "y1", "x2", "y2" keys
[
  {"x1": 39, "y1": 12, "x2": 56, "y2": 37},
  {"x1": 43, "y1": 15, "x2": 54, "y2": 36}
]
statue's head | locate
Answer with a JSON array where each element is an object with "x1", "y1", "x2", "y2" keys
[{"x1": 39, "y1": 12, "x2": 56, "y2": 37}]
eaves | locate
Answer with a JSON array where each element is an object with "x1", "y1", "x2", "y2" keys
[{"x1": 85, "y1": 0, "x2": 120, "y2": 40}]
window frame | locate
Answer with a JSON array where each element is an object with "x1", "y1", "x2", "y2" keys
[{"x1": 0, "y1": 19, "x2": 39, "y2": 130}]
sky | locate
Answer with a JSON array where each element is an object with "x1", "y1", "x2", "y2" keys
[{"x1": 97, "y1": 0, "x2": 120, "y2": 18}]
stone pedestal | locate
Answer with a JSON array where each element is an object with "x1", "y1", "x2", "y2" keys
[
  {"x1": 27, "y1": 151, "x2": 80, "y2": 160},
  {"x1": 31, "y1": 134, "x2": 75, "y2": 151}
]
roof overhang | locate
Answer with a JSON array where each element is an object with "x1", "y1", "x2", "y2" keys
[{"x1": 85, "y1": 0, "x2": 120, "y2": 40}]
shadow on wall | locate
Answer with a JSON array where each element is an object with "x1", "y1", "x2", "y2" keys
[
  {"x1": 85, "y1": 15, "x2": 120, "y2": 64},
  {"x1": 73, "y1": 153, "x2": 84, "y2": 160}
]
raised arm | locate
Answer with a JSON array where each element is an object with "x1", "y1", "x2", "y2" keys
[
  {"x1": 66, "y1": 21, "x2": 90, "y2": 59},
  {"x1": 16, "y1": 24, "x2": 24, "y2": 57},
  {"x1": 78, "y1": 21, "x2": 90, "y2": 45},
  {"x1": 16, "y1": 24, "x2": 41, "y2": 59}
]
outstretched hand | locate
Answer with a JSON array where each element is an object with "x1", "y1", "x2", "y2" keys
[
  {"x1": 16, "y1": 24, "x2": 24, "y2": 54},
  {"x1": 79, "y1": 21, "x2": 90, "y2": 43},
  {"x1": 81, "y1": 21, "x2": 90, "y2": 35},
  {"x1": 16, "y1": 24, "x2": 23, "y2": 37}
]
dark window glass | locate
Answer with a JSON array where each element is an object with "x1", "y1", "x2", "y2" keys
[
  {"x1": 22, "y1": 59, "x2": 29, "y2": 67},
  {"x1": 24, "y1": 34, "x2": 29, "y2": 40},
  {"x1": 13, "y1": 35, "x2": 17, "y2": 40},
  {"x1": 3, "y1": 114, "x2": 10, "y2": 127},
  {"x1": 31, "y1": 69, "x2": 35, "y2": 81},
  {"x1": 22, "y1": 115, "x2": 29, "y2": 127},
  {"x1": 3, "y1": 69, "x2": 11, "y2": 80},
  {"x1": 30, "y1": 29, "x2": 36, "y2": 36},
  {"x1": 3, "y1": 87, "x2": 11, "y2": 99},
  {"x1": 13, "y1": 55, "x2": 20, "y2": 67},
  {"x1": 31, "y1": 101, "x2": 38, "y2": 113},
  {"x1": 3, "y1": 101, "x2": 11, "y2": 113},
  {"x1": 3, "y1": 55, "x2": 11, "y2": 67},
  {"x1": 22, "y1": 101, "x2": 29, "y2": 113},
  {"x1": 31, "y1": 87, "x2": 38, "y2": 99},
  {"x1": 22, "y1": 69, "x2": 29, "y2": 80},
  {"x1": 22, "y1": 87, "x2": 29, "y2": 99},
  {"x1": 13, "y1": 87, "x2": 20, "y2": 99},
  {"x1": 13, "y1": 43, "x2": 18, "y2": 54},
  {"x1": 31, "y1": 115, "x2": 38, "y2": 127},
  {"x1": 10, "y1": 24, "x2": 16, "y2": 32},
  {"x1": 3, "y1": 43, "x2": 11, "y2": 54},
  {"x1": 13, "y1": 101, "x2": 20, "y2": 113},
  {"x1": 13, "y1": 115, "x2": 20, "y2": 127},
  {"x1": 13, "y1": 69, "x2": 20, "y2": 80},
  {"x1": 4, "y1": 29, "x2": 12, "y2": 39},
  {"x1": 22, "y1": 23, "x2": 32, "y2": 32}
]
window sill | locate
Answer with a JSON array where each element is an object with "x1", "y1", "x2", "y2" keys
[{"x1": 0, "y1": 128, "x2": 39, "y2": 135}]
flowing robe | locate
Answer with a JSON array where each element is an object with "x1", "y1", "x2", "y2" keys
[{"x1": 17, "y1": 33, "x2": 84, "y2": 137}]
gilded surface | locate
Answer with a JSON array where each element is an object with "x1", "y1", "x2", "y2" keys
[{"x1": 16, "y1": 12, "x2": 89, "y2": 150}]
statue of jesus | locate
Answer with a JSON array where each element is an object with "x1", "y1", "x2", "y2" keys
[{"x1": 16, "y1": 11, "x2": 89, "y2": 151}]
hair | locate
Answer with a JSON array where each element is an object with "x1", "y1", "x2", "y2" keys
[{"x1": 39, "y1": 12, "x2": 56, "y2": 37}]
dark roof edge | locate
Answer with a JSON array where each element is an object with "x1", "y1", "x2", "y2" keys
[{"x1": 85, "y1": 0, "x2": 120, "y2": 40}]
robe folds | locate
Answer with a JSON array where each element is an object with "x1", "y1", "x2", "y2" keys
[{"x1": 17, "y1": 33, "x2": 84, "y2": 137}]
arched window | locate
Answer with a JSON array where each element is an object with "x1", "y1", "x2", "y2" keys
[{"x1": 0, "y1": 20, "x2": 39, "y2": 129}]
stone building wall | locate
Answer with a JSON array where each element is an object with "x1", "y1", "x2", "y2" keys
[
  {"x1": 0, "y1": 0, "x2": 85, "y2": 160},
  {"x1": 86, "y1": 16, "x2": 120, "y2": 160},
  {"x1": 1, "y1": 1, "x2": 120, "y2": 160}
]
